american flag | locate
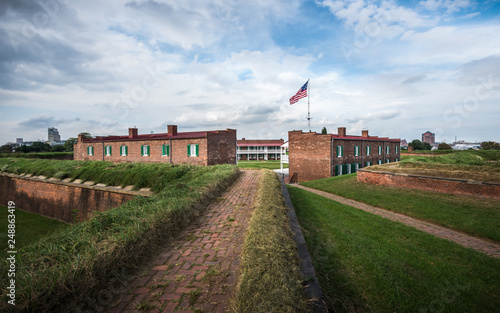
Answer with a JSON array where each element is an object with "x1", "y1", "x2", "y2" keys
[{"x1": 289, "y1": 80, "x2": 308, "y2": 105}]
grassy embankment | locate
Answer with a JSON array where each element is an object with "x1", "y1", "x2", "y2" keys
[
  {"x1": 288, "y1": 186, "x2": 500, "y2": 312},
  {"x1": 237, "y1": 160, "x2": 288, "y2": 170},
  {"x1": 380, "y1": 150, "x2": 500, "y2": 182},
  {"x1": 232, "y1": 170, "x2": 308, "y2": 313},
  {"x1": 0, "y1": 152, "x2": 73, "y2": 159},
  {"x1": 301, "y1": 174, "x2": 500, "y2": 242},
  {"x1": 0, "y1": 206, "x2": 68, "y2": 259},
  {"x1": 0, "y1": 158, "x2": 239, "y2": 312}
]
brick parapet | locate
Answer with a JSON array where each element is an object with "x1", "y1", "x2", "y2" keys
[
  {"x1": 0, "y1": 172, "x2": 150, "y2": 223},
  {"x1": 357, "y1": 169, "x2": 500, "y2": 199}
]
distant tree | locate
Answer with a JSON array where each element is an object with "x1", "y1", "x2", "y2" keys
[
  {"x1": 423, "y1": 142, "x2": 432, "y2": 150},
  {"x1": 51, "y1": 145, "x2": 65, "y2": 152},
  {"x1": 79, "y1": 132, "x2": 93, "y2": 139},
  {"x1": 64, "y1": 138, "x2": 78, "y2": 152},
  {"x1": 438, "y1": 143, "x2": 452, "y2": 150},
  {"x1": 0, "y1": 144, "x2": 13, "y2": 153},
  {"x1": 481, "y1": 141, "x2": 500, "y2": 150},
  {"x1": 31, "y1": 141, "x2": 51, "y2": 152},
  {"x1": 409, "y1": 140, "x2": 432, "y2": 151},
  {"x1": 321, "y1": 127, "x2": 327, "y2": 134},
  {"x1": 17, "y1": 145, "x2": 33, "y2": 153}
]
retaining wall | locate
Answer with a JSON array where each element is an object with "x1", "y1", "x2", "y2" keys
[
  {"x1": 357, "y1": 169, "x2": 500, "y2": 199},
  {"x1": 0, "y1": 173, "x2": 149, "y2": 223}
]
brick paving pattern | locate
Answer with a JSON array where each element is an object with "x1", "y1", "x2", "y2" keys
[
  {"x1": 293, "y1": 185, "x2": 500, "y2": 259},
  {"x1": 107, "y1": 170, "x2": 261, "y2": 313}
]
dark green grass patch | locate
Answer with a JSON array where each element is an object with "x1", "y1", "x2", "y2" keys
[
  {"x1": 0, "y1": 206, "x2": 68, "y2": 259},
  {"x1": 288, "y1": 186, "x2": 500, "y2": 313},
  {"x1": 0, "y1": 163, "x2": 239, "y2": 312},
  {"x1": 0, "y1": 152, "x2": 73, "y2": 159},
  {"x1": 232, "y1": 170, "x2": 308, "y2": 313},
  {"x1": 302, "y1": 174, "x2": 500, "y2": 241}
]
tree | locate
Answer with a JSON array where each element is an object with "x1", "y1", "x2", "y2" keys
[
  {"x1": 79, "y1": 132, "x2": 93, "y2": 139},
  {"x1": 481, "y1": 141, "x2": 500, "y2": 150},
  {"x1": 321, "y1": 127, "x2": 327, "y2": 134},
  {"x1": 31, "y1": 141, "x2": 51, "y2": 152},
  {"x1": 423, "y1": 142, "x2": 432, "y2": 150},
  {"x1": 409, "y1": 139, "x2": 432, "y2": 151},
  {"x1": 51, "y1": 145, "x2": 65, "y2": 152},
  {"x1": 63, "y1": 138, "x2": 78, "y2": 152},
  {"x1": 438, "y1": 143, "x2": 452, "y2": 150},
  {"x1": 0, "y1": 144, "x2": 13, "y2": 153}
]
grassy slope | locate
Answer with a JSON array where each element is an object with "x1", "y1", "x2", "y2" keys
[
  {"x1": 288, "y1": 186, "x2": 500, "y2": 313},
  {"x1": 301, "y1": 174, "x2": 500, "y2": 242},
  {"x1": 0, "y1": 160, "x2": 239, "y2": 312},
  {"x1": 0, "y1": 206, "x2": 68, "y2": 259},
  {"x1": 232, "y1": 170, "x2": 308, "y2": 313}
]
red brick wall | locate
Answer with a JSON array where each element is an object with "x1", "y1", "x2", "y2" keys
[
  {"x1": 289, "y1": 131, "x2": 332, "y2": 182},
  {"x1": 357, "y1": 170, "x2": 500, "y2": 199},
  {"x1": 0, "y1": 173, "x2": 136, "y2": 223},
  {"x1": 74, "y1": 130, "x2": 237, "y2": 166}
]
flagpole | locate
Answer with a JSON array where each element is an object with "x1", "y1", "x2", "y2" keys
[{"x1": 307, "y1": 79, "x2": 311, "y2": 132}]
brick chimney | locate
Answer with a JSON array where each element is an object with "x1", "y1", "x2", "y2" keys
[
  {"x1": 128, "y1": 127, "x2": 138, "y2": 138},
  {"x1": 338, "y1": 127, "x2": 346, "y2": 137},
  {"x1": 167, "y1": 125, "x2": 178, "y2": 135},
  {"x1": 362, "y1": 130, "x2": 369, "y2": 138}
]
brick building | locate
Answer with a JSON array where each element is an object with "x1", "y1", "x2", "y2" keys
[
  {"x1": 422, "y1": 131, "x2": 435, "y2": 145},
  {"x1": 289, "y1": 127, "x2": 400, "y2": 182},
  {"x1": 74, "y1": 125, "x2": 237, "y2": 166},
  {"x1": 237, "y1": 138, "x2": 284, "y2": 160}
]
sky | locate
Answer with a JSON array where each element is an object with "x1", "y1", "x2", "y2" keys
[{"x1": 1, "y1": 0, "x2": 500, "y2": 145}]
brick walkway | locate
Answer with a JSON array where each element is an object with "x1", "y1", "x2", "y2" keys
[
  {"x1": 293, "y1": 185, "x2": 500, "y2": 259},
  {"x1": 107, "y1": 170, "x2": 261, "y2": 313}
]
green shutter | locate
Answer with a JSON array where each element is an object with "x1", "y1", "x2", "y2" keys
[
  {"x1": 162, "y1": 145, "x2": 165, "y2": 156},
  {"x1": 336, "y1": 146, "x2": 339, "y2": 157},
  {"x1": 141, "y1": 145, "x2": 143, "y2": 156},
  {"x1": 167, "y1": 145, "x2": 169, "y2": 156},
  {"x1": 147, "y1": 145, "x2": 150, "y2": 155},
  {"x1": 125, "y1": 146, "x2": 128, "y2": 156},
  {"x1": 110, "y1": 146, "x2": 112, "y2": 155},
  {"x1": 87, "y1": 146, "x2": 90, "y2": 155},
  {"x1": 187, "y1": 144, "x2": 191, "y2": 156},
  {"x1": 351, "y1": 163, "x2": 356, "y2": 173},
  {"x1": 196, "y1": 144, "x2": 199, "y2": 156}
]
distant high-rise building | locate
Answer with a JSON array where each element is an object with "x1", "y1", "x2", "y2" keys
[
  {"x1": 48, "y1": 127, "x2": 61, "y2": 143},
  {"x1": 422, "y1": 131, "x2": 435, "y2": 145},
  {"x1": 16, "y1": 138, "x2": 23, "y2": 146}
]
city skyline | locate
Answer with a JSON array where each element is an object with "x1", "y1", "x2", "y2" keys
[{"x1": 1, "y1": 0, "x2": 500, "y2": 145}]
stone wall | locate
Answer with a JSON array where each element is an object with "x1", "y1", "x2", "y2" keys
[
  {"x1": 357, "y1": 169, "x2": 500, "y2": 199},
  {"x1": 0, "y1": 173, "x2": 146, "y2": 223}
]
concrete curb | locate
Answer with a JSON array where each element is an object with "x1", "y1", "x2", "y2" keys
[{"x1": 278, "y1": 176, "x2": 328, "y2": 313}]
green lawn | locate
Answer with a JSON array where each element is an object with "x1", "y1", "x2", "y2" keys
[
  {"x1": 237, "y1": 160, "x2": 288, "y2": 170},
  {"x1": 0, "y1": 206, "x2": 68, "y2": 259},
  {"x1": 301, "y1": 174, "x2": 500, "y2": 241},
  {"x1": 288, "y1": 186, "x2": 500, "y2": 313}
]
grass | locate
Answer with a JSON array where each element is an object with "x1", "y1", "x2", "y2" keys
[
  {"x1": 288, "y1": 186, "x2": 500, "y2": 312},
  {"x1": 0, "y1": 161, "x2": 239, "y2": 312},
  {"x1": 0, "y1": 206, "x2": 69, "y2": 259},
  {"x1": 301, "y1": 174, "x2": 500, "y2": 242},
  {"x1": 232, "y1": 170, "x2": 308, "y2": 313},
  {"x1": 383, "y1": 150, "x2": 500, "y2": 182},
  {"x1": 237, "y1": 160, "x2": 288, "y2": 170},
  {"x1": 0, "y1": 152, "x2": 73, "y2": 159}
]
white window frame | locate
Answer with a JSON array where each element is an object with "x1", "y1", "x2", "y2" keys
[{"x1": 105, "y1": 145, "x2": 112, "y2": 156}]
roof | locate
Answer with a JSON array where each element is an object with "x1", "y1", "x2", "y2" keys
[
  {"x1": 331, "y1": 134, "x2": 400, "y2": 142},
  {"x1": 82, "y1": 131, "x2": 219, "y2": 143},
  {"x1": 237, "y1": 139, "x2": 284, "y2": 147}
]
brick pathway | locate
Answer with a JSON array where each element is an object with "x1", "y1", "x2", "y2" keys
[
  {"x1": 293, "y1": 185, "x2": 500, "y2": 259},
  {"x1": 107, "y1": 170, "x2": 261, "y2": 313}
]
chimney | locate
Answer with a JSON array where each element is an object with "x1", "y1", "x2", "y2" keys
[
  {"x1": 129, "y1": 127, "x2": 138, "y2": 138},
  {"x1": 362, "y1": 130, "x2": 369, "y2": 138},
  {"x1": 338, "y1": 127, "x2": 346, "y2": 137},
  {"x1": 167, "y1": 125, "x2": 178, "y2": 135},
  {"x1": 242, "y1": 138, "x2": 245, "y2": 140}
]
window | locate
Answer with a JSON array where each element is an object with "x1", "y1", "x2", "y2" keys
[
  {"x1": 141, "y1": 145, "x2": 150, "y2": 156},
  {"x1": 336, "y1": 145, "x2": 344, "y2": 157},
  {"x1": 395, "y1": 158, "x2": 399, "y2": 162},
  {"x1": 386, "y1": 159, "x2": 390, "y2": 163},
  {"x1": 366, "y1": 145, "x2": 371, "y2": 155},
  {"x1": 378, "y1": 145, "x2": 382, "y2": 155},
  {"x1": 120, "y1": 145, "x2": 128, "y2": 156},
  {"x1": 386, "y1": 145, "x2": 390, "y2": 154},
  {"x1": 335, "y1": 164, "x2": 343, "y2": 176},
  {"x1": 365, "y1": 161, "x2": 371, "y2": 167},
  {"x1": 354, "y1": 146, "x2": 360, "y2": 156},
  {"x1": 87, "y1": 146, "x2": 94, "y2": 156},
  {"x1": 378, "y1": 160, "x2": 382, "y2": 165},
  {"x1": 105, "y1": 145, "x2": 112, "y2": 156},
  {"x1": 395, "y1": 146, "x2": 399, "y2": 154},
  {"x1": 346, "y1": 163, "x2": 351, "y2": 174},
  {"x1": 188, "y1": 144, "x2": 199, "y2": 157},
  {"x1": 162, "y1": 144, "x2": 169, "y2": 156}
]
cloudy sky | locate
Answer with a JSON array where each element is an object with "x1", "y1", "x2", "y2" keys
[{"x1": 1, "y1": 0, "x2": 499, "y2": 145}]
